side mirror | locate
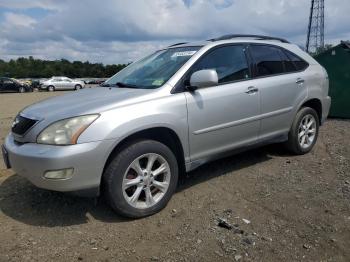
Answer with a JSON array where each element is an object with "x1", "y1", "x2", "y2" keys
[{"x1": 188, "y1": 69, "x2": 218, "y2": 90}]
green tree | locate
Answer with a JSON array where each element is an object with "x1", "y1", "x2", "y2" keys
[{"x1": 0, "y1": 57, "x2": 127, "y2": 78}]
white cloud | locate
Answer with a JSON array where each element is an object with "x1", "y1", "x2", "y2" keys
[
  {"x1": 0, "y1": 0, "x2": 349, "y2": 64},
  {"x1": 0, "y1": 0, "x2": 63, "y2": 10},
  {"x1": 4, "y1": 12, "x2": 37, "y2": 27}
]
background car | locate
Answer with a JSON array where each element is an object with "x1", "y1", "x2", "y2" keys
[
  {"x1": 0, "y1": 77, "x2": 33, "y2": 93},
  {"x1": 40, "y1": 77, "x2": 85, "y2": 91},
  {"x1": 30, "y1": 79, "x2": 41, "y2": 90}
]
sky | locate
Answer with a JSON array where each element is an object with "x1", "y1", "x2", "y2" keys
[{"x1": 0, "y1": 0, "x2": 349, "y2": 64}]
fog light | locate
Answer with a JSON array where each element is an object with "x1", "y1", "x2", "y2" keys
[{"x1": 44, "y1": 168, "x2": 74, "y2": 180}]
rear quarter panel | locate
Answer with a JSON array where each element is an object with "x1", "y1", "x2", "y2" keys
[{"x1": 306, "y1": 64, "x2": 328, "y2": 100}]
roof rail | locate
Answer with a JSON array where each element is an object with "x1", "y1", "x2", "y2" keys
[
  {"x1": 208, "y1": 34, "x2": 290, "y2": 43},
  {"x1": 168, "y1": 42, "x2": 188, "y2": 47}
]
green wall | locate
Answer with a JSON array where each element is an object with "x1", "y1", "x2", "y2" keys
[{"x1": 315, "y1": 45, "x2": 350, "y2": 118}]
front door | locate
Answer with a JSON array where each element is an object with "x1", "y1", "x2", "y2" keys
[{"x1": 185, "y1": 45, "x2": 260, "y2": 161}]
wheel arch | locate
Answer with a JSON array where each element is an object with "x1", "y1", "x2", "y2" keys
[
  {"x1": 102, "y1": 127, "x2": 186, "y2": 183},
  {"x1": 299, "y1": 98, "x2": 322, "y2": 125}
]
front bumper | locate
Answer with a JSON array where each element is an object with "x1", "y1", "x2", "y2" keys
[{"x1": 3, "y1": 133, "x2": 114, "y2": 196}]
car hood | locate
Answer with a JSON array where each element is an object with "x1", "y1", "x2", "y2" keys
[{"x1": 20, "y1": 87, "x2": 159, "y2": 121}]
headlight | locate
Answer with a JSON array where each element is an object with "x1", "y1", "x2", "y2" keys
[{"x1": 37, "y1": 114, "x2": 99, "y2": 145}]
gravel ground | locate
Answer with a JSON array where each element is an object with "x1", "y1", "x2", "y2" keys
[{"x1": 0, "y1": 91, "x2": 349, "y2": 262}]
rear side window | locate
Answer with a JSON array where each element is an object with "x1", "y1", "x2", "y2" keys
[
  {"x1": 279, "y1": 50, "x2": 297, "y2": 73},
  {"x1": 249, "y1": 45, "x2": 284, "y2": 77},
  {"x1": 284, "y1": 50, "x2": 309, "y2": 71},
  {"x1": 191, "y1": 45, "x2": 250, "y2": 84}
]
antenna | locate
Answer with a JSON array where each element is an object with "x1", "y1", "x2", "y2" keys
[{"x1": 306, "y1": 0, "x2": 325, "y2": 54}]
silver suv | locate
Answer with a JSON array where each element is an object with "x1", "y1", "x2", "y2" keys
[{"x1": 3, "y1": 35, "x2": 331, "y2": 218}]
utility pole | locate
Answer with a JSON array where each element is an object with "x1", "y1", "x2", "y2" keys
[{"x1": 306, "y1": 0, "x2": 325, "y2": 54}]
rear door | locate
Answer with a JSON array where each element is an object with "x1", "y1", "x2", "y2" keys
[
  {"x1": 185, "y1": 44, "x2": 261, "y2": 161},
  {"x1": 61, "y1": 78, "x2": 73, "y2": 90},
  {"x1": 248, "y1": 44, "x2": 308, "y2": 140}
]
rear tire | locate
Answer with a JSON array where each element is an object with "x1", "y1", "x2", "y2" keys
[
  {"x1": 47, "y1": 85, "x2": 55, "y2": 92},
  {"x1": 18, "y1": 87, "x2": 25, "y2": 93},
  {"x1": 285, "y1": 107, "x2": 319, "y2": 155},
  {"x1": 103, "y1": 140, "x2": 179, "y2": 218}
]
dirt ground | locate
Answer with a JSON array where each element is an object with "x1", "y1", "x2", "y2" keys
[{"x1": 0, "y1": 91, "x2": 349, "y2": 262}]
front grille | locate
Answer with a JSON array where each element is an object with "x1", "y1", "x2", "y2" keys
[{"x1": 12, "y1": 115, "x2": 37, "y2": 135}]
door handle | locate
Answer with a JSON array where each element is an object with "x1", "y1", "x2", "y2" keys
[
  {"x1": 296, "y1": 78, "x2": 305, "y2": 84},
  {"x1": 245, "y1": 86, "x2": 259, "y2": 94}
]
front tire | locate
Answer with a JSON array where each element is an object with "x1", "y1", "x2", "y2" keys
[
  {"x1": 75, "y1": 84, "x2": 82, "y2": 90},
  {"x1": 18, "y1": 86, "x2": 25, "y2": 93},
  {"x1": 103, "y1": 140, "x2": 179, "y2": 218},
  {"x1": 47, "y1": 85, "x2": 55, "y2": 92},
  {"x1": 286, "y1": 107, "x2": 319, "y2": 155}
]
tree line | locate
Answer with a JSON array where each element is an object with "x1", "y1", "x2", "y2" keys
[{"x1": 0, "y1": 56, "x2": 128, "y2": 78}]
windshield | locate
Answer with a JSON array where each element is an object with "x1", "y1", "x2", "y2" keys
[{"x1": 104, "y1": 46, "x2": 201, "y2": 89}]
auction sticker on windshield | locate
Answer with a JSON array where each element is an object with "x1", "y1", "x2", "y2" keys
[
  {"x1": 171, "y1": 51, "x2": 197, "y2": 57},
  {"x1": 152, "y1": 79, "x2": 165, "y2": 86}
]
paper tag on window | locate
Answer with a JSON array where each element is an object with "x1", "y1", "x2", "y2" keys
[
  {"x1": 171, "y1": 51, "x2": 197, "y2": 57},
  {"x1": 152, "y1": 79, "x2": 164, "y2": 86}
]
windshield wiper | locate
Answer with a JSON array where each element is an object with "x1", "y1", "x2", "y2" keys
[
  {"x1": 100, "y1": 83, "x2": 112, "y2": 87},
  {"x1": 100, "y1": 82, "x2": 139, "y2": 88},
  {"x1": 115, "y1": 82, "x2": 139, "y2": 88}
]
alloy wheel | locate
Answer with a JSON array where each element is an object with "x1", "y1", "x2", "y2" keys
[
  {"x1": 298, "y1": 114, "x2": 317, "y2": 149},
  {"x1": 122, "y1": 153, "x2": 171, "y2": 209}
]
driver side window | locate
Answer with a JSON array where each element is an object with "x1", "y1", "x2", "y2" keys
[{"x1": 191, "y1": 45, "x2": 250, "y2": 84}]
